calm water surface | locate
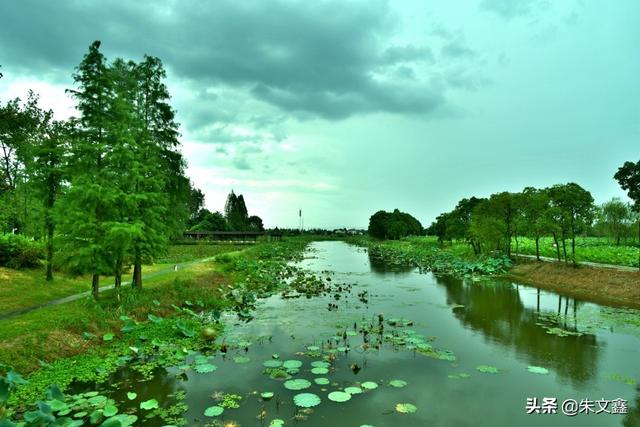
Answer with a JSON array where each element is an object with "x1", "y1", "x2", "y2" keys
[{"x1": 99, "y1": 241, "x2": 640, "y2": 426}]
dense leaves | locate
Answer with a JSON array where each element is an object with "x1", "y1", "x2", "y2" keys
[{"x1": 368, "y1": 209, "x2": 422, "y2": 240}]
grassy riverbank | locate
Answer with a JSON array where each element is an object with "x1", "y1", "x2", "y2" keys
[
  {"x1": 349, "y1": 236, "x2": 640, "y2": 309},
  {"x1": 0, "y1": 243, "x2": 245, "y2": 314},
  {"x1": 0, "y1": 238, "x2": 311, "y2": 419}
]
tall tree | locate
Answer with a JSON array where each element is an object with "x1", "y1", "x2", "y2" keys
[
  {"x1": 28, "y1": 116, "x2": 69, "y2": 280},
  {"x1": 59, "y1": 40, "x2": 114, "y2": 298},
  {"x1": 614, "y1": 160, "x2": 640, "y2": 270},
  {"x1": 128, "y1": 55, "x2": 183, "y2": 289},
  {"x1": 225, "y1": 190, "x2": 250, "y2": 231},
  {"x1": 521, "y1": 187, "x2": 551, "y2": 260},
  {"x1": 547, "y1": 183, "x2": 595, "y2": 266},
  {"x1": 601, "y1": 198, "x2": 632, "y2": 245},
  {"x1": 0, "y1": 92, "x2": 42, "y2": 234}
]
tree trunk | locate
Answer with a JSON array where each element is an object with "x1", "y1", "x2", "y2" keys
[
  {"x1": 552, "y1": 233, "x2": 561, "y2": 261},
  {"x1": 115, "y1": 256, "x2": 122, "y2": 289},
  {"x1": 132, "y1": 247, "x2": 142, "y2": 289},
  {"x1": 535, "y1": 236, "x2": 540, "y2": 261},
  {"x1": 515, "y1": 235, "x2": 519, "y2": 258},
  {"x1": 561, "y1": 239, "x2": 568, "y2": 264},
  {"x1": 571, "y1": 236, "x2": 577, "y2": 267},
  {"x1": 92, "y1": 274, "x2": 100, "y2": 299},
  {"x1": 45, "y1": 217, "x2": 54, "y2": 281}
]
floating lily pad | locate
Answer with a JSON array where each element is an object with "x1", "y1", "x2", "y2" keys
[
  {"x1": 264, "y1": 360, "x2": 283, "y2": 368},
  {"x1": 284, "y1": 379, "x2": 311, "y2": 390},
  {"x1": 527, "y1": 366, "x2": 549, "y2": 375},
  {"x1": 261, "y1": 392, "x2": 274, "y2": 400},
  {"x1": 194, "y1": 363, "x2": 217, "y2": 373},
  {"x1": 234, "y1": 356, "x2": 251, "y2": 364},
  {"x1": 283, "y1": 360, "x2": 303, "y2": 369},
  {"x1": 101, "y1": 415, "x2": 137, "y2": 427},
  {"x1": 389, "y1": 380, "x2": 407, "y2": 388},
  {"x1": 448, "y1": 373, "x2": 471, "y2": 380},
  {"x1": 311, "y1": 361, "x2": 330, "y2": 369},
  {"x1": 476, "y1": 365, "x2": 500, "y2": 374},
  {"x1": 314, "y1": 377, "x2": 330, "y2": 385},
  {"x1": 103, "y1": 405, "x2": 118, "y2": 417},
  {"x1": 344, "y1": 386, "x2": 363, "y2": 395},
  {"x1": 126, "y1": 392, "x2": 137, "y2": 400},
  {"x1": 395, "y1": 403, "x2": 417, "y2": 413},
  {"x1": 293, "y1": 393, "x2": 321, "y2": 408},
  {"x1": 140, "y1": 399, "x2": 159, "y2": 410},
  {"x1": 269, "y1": 420, "x2": 285, "y2": 427},
  {"x1": 204, "y1": 405, "x2": 224, "y2": 417},
  {"x1": 328, "y1": 391, "x2": 351, "y2": 402},
  {"x1": 361, "y1": 381, "x2": 378, "y2": 390},
  {"x1": 306, "y1": 345, "x2": 320, "y2": 351},
  {"x1": 311, "y1": 367, "x2": 329, "y2": 375}
]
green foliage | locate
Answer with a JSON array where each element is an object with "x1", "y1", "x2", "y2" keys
[
  {"x1": 361, "y1": 237, "x2": 511, "y2": 277},
  {"x1": 190, "y1": 211, "x2": 229, "y2": 232},
  {"x1": 615, "y1": 160, "x2": 640, "y2": 212},
  {"x1": 0, "y1": 233, "x2": 43, "y2": 268},
  {"x1": 368, "y1": 209, "x2": 422, "y2": 240}
]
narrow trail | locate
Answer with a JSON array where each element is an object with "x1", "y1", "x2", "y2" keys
[
  {"x1": 0, "y1": 255, "x2": 221, "y2": 321},
  {"x1": 514, "y1": 253, "x2": 639, "y2": 272}
]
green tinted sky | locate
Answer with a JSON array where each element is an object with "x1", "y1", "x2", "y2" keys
[{"x1": 1, "y1": 0, "x2": 638, "y2": 228}]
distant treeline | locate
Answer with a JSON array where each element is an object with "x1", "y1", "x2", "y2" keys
[
  {"x1": 187, "y1": 190, "x2": 264, "y2": 232},
  {"x1": 425, "y1": 166, "x2": 640, "y2": 266},
  {"x1": 0, "y1": 41, "x2": 206, "y2": 296}
]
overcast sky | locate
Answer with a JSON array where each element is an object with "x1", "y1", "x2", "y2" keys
[{"x1": 1, "y1": 0, "x2": 638, "y2": 228}]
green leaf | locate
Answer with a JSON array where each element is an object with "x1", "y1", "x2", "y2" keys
[
  {"x1": 327, "y1": 391, "x2": 351, "y2": 402},
  {"x1": 293, "y1": 393, "x2": 321, "y2": 408},
  {"x1": 140, "y1": 399, "x2": 159, "y2": 410},
  {"x1": 395, "y1": 403, "x2": 417, "y2": 414},
  {"x1": 203, "y1": 406, "x2": 224, "y2": 417},
  {"x1": 283, "y1": 379, "x2": 311, "y2": 390},
  {"x1": 102, "y1": 333, "x2": 114, "y2": 342},
  {"x1": 126, "y1": 392, "x2": 137, "y2": 400},
  {"x1": 103, "y1": 405, "x2": 118, "y2": 417}
]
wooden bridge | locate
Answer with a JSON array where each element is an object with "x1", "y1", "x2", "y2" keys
[{"x1": 182, "y1": 230, "x2": 282, "y2": 242}]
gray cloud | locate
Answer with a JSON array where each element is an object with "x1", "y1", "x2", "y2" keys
[{"x1": 0, "y1": 0, "x2": 476, "y2": 121}]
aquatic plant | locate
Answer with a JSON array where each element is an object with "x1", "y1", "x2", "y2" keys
[
  {"x1": 283, "y1": 379, "x2": 311, "y2": 391},
  {"x1": 293, "y1": 393, "x2": 321, "y2": 408},
  {"x1": 327, "y1": 391, "x2": 351, "y2": 402},
  {"x1": 204, "y1": 405, "x2": 224, "y2": 417},
  {"x1": 395, "y1": 403, "x2": 417, "y2": 413}
]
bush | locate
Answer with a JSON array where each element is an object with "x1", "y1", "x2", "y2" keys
[
  {"x1": 0, "y1": 233, "x2": 43, "y2": 268},
  {"x1": 368, "y1": 209, "x2": 423, "y2": 240}
]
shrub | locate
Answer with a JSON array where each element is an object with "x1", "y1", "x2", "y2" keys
[{"x1": 0, "y1": 233, "x2": 43, "y2": 268}]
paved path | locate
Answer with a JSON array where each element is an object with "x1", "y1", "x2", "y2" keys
[
  {"x1": 0, "y1": 256, "x2": 220, "y2": 321},
  {"x1": 515, "y1": 254, "x2": 639, "y2": 272}
]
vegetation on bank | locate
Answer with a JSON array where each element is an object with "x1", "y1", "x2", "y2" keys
[
  {"x1": 0, "y1": 244, "x2": 244, "y2": 314},
  {"x1": 515, "y1": 236, "x2": 639, "y2": 267},
  {"x1": 0, "y1": 238, "x2": 310, "y2": 424},
  {"x1": 424, "y1": 162, "x2": 640, "y2": 268},
  {"x1": 350, "y1": 236, "x2": 512, "y2": 278}
]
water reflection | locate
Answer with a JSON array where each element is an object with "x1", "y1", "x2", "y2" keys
[{"x1": 434, "y1": 275, "x2": 601, "y2": 387}]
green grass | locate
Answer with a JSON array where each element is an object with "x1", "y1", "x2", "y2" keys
[
  {"x1": 155, "y1": 242, "x2": 246, "y2": 263},
  {"x1": 0, "y1": 238, "x2": 309, "y2": 374},
  {"x1": 0, "y1": 243, "x2": 245, "y2": 313},
  {"x1": 514, "y1": 236, "x2": 639, "y2": 267},
  {"x1": 0, "y1": 259, "x2": 228, "y2": 371}
]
